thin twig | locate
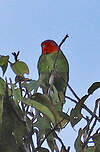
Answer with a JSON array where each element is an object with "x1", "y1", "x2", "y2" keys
[
  {"x1": 67, "y1": 146, "x2": 70, "y2": 152},
  {"x1": 83, "y1": 98, "x2": 100, "y2": 146},
  {"x1": 55, "y1": 131, "x2": 68, "y2": 151},
  {"x1": 68, "y1": 84, "x2": 80, "y2": 100},
  {"x1": 48, "y1": 34, "x2": 69, "y2": 92},
  {"x1": 59, "y1": 34, "x2": 69, "y2": 48},
  {"x1": 52, "y1": 34, "x2": 69, "y2": 73},
  {"x1": 40, "y1": 118, "x2": 66, "y2": 145},
  {"x1": 94, "y1": 98, "x2": 100, "y2": 115},
  {"x1": 83, "y1": 118, "x2": 97, "y2": 148},
  {"x1": 65, "y1": 96, "x2": 77, "y2": 104},
  {"x1": 12, "y1": 51, "x2": 20, "y2": 62}
]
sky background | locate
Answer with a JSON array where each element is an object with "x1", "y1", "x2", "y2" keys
[{"x1": 0, "y1": 0, "x2": 100, "y2": 151}]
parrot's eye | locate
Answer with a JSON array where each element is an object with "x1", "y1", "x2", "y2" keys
[{"x1": 51, "y1": 42, "x2": 55, "y2": 46}]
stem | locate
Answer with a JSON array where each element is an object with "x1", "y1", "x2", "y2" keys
[
  {"x1": 68, "y1": 84, "x2": 80, "y2": 100},
  {"x1": 53, "y1": 34, "x2": 69, "y2": 71},
  {"x1": 55, "y1": 131, "x2": 68, "y2": 151},
  {"x1": 12, "y1": 51, "x2": 20, "y2": 62},
  {"x1": 59, "y1": 34, "x2": 69, "y2": 48},
  {"x1": 48, "y1": 34, "x2": 69, "y2": 89},
  {"x1": 83, "y1": 118, "x2": 97, "y2": 148}
]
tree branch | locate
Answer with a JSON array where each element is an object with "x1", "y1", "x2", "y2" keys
[
  {"x1": 53, "y1": 34, "x2": 69, "y2": 72},
  {"x1": 12, "y1": 51, "x2": 20, "y2": 62},
  {"x1": 68, "y1": 84, "x2": 80, "y2": 101},
  {"x1": 48, "y1": 34, "x2": 69, "y2": 88},
  {"x1": 59, "y1": 34, "x2": 69, "y2": 48},
  {"x1": 55, "y1": 131, "x2": 70, "y2": 152},
  {"x1": 66, "y1": 94, "x2": 100, "y2": 122}
]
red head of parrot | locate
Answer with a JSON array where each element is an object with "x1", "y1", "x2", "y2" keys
[{"x1": 41, "y1": 40, "x2": 59, "y2": 55}]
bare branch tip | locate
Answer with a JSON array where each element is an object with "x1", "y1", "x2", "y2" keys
[
  {"x1": 59, "y1": 34, "x2": 69, "y2": 48},
  {"x1": 12, "y1": 51, "x2": 20, "y2": 62}
]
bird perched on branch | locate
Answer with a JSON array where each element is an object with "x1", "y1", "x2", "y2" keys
[{"x1": 37, "y1": 39, "x2": 69, "y2": 106}]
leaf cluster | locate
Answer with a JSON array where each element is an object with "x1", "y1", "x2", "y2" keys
[{"x1": 0, "y1": 52, "x2": 69, "y2": 152}]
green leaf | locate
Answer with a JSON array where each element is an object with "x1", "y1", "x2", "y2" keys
[
  {"x1": 0, "y1": 77, "x2": 6, "y2": 95},
  {"x1": 74, "y1": 129, "x2": 84, "y2": 152},
  {"x1": 88, "y1": 82, "x2": 100, "y2": 95},
  {"x1": 58, "y1": 111, "x2": 70, "y2": 128},
  {"x1": 38, "y1": 147, "x2": 50, "y2": 152},
  {"x1": 70, "y1": 95, "x2": 89, "y2": 127},
  {"x1": 13, "y1": 91, "x2": 69, "y2": 128},
  {"x1": 31, "y1": 93, "x2": 69, "y2": 128},
  {"x1": 0, "y1": 56, "x2": 9, "y2": 75},
  {"x1": 92, "y1": 133, "x2": 100, "y2": 152},
  {"x1": 11, "y1": 61, "x2": 29, "y2": 75},
  {"x1": 13, "y1": 88, "x2": 22, "y2": 102},
  {"x1": 47, "y1": 132, "x2": 56, "y2": 152},
  {"x1": 1, "y1": 63, "x2": 8, "y2": 75},
  {"x1": 85, "y1": 146, "x2": 95, "y2": 152},
  {"x1": 0, "y1": 95, "x2": 30, "y2": 152},
  {"x1": 19, "y1": 94, "x2": 56, "y2": 125},
  {"x1": 70, "y1": 108, "x2": 82, "y2": 128},
  {"x1": 33, "y1": 114, "x2": 51, "y2": 139},
  {"x1": 0, "y1": 97, "x2": 20, "y2": 151},
  {"x1": 22, "y1": 80, "x2": 40, "y2": 92},
  {"x1": 0, "y1": 55, "x2": 9, "y2": 66}
]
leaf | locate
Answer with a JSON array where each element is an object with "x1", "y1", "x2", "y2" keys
[
  {"x1": 88, "y1": 82, "x2": 100, "y2": 95},
  {"x1": 70, "y1": 108, "x2": 82, "y2": 128},
  {"x1": 0, "y1": 55, "x2": 9, "y2": 66},
  {"x1": 70, "y1": 95, "x2": 89, "y2": 127},
  {"x1": 75, "y1": 129, "x2": 95, "y2": 152},
  {"x1": 22, "y1": 80, "x2": 40, "y2": 92},
  {"x1": 92, "y1": 133, "x2": 100, "y2": 152},
  {"x1": 59, "y1": 112, "x2": 69, "y2": 128},
  {"x1": 85, "y1": 146, "x2": 95, "y2": 152},
  {"x1": 11, "y1": 61, "x2": 29, "y2": 75},
  {"x1": 13, "y1": 90, "x2": 69, "y2": 128},
  {"x1": 13, "y1": 88, "x2": 22, "y2": 102},
  {"x1": 33, "y1": 114, "x2": 51, "y2": 139},
  {"x1": 74, "y1": 128, "x2": 84, "y2": 152},
  {"x1": 31, "y1": 93, "x2": 69, "y2": 128},
  {"x1": 19, "y1": 94, "x2": 56, "y2": 125},
  {"x1": 15, "y1": 93, "x2": 69, "y2": 128},
  {"x1": 38, "y1": 147, "x2": 50, "y2": 152},
  {"x1": 0, "y1": 77, "x2": 6, "y2": 95},
  {"x1": 61, "y1": 147, "x2": 69, "y2": 152},
  {"x1": 0, "y1": 56, "x2": 9, "y2": 75},
  {"x1": 9, "y1": 97, "x2": 32, "y2": 144},
  {"x1": 0, "y1": 95, "x2": 3, "y2": 131},
  {"x1": 0, "y1": 96, "x2": 23, "y2": 151},
  {"x1": 47, "y1": 132, "x2": 57, "y2": 152}
]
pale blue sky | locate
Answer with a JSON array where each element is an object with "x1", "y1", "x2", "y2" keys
[{"x1": 0, "y1": 0, "x2": 100, "y2": 151}]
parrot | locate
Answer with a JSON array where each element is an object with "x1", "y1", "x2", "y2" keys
[{"x1": 37, "y1": 40, "x2": 69, "y2": 106}]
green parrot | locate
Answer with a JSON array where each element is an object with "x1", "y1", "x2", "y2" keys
[{"x1": 37, "y1": 40, "x2": 69, "y2": 105}]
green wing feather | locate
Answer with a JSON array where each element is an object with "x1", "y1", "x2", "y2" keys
[{"x1": 38, "y1": 50, "x2": 69, "y2": 95}]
